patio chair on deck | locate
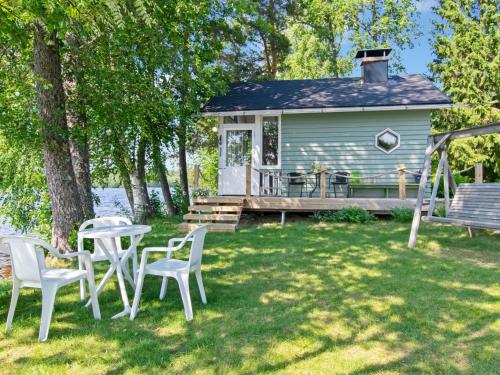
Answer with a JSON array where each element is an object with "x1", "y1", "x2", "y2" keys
[
  {"x1": 130, "y1": 225, "x2": 208, "y2": 321},
  {"x1": 328, "y1": 171, "x2": 350, "y2": 198},
  {"x1": 287, "y1": 172, "x2": 306, "y2": 197},
  {"x1": 1, "y1": 236, "x2": 100, "y2": 341}
]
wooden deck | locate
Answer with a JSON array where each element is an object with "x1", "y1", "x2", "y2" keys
[
  {"x1": 245, "y1": 197, "x2": 417, "y2": 214},
  {"x1": 180, "y1": 196, "x2": 423, "y2": 232},
  {"x1": 197, "y1": 196, "x2": 419, "y2": 214}
]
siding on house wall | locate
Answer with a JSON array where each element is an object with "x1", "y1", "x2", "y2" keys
[{"x1": 281, "y1": 110, "x2": 430, "y2": 187}]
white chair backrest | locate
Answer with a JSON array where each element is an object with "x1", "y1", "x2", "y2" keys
[
  {"x1": 81, "y1": 217, "x2": 132, "y2": 256},
  {"x1": 0, "y1": 236, "x2": 47, "y2": 283},
  {"x1": 187, "y1": 225, "x2": 208, "y2": 268}
]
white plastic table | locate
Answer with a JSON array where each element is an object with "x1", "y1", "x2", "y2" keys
[{"x1": 78, "y1": 224, "x2": 151, "y2": 319}]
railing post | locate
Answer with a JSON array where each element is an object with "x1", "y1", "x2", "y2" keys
[
  {"x1": 399, "y1": 164, "x2": 406, "y2": 200},
  {"x1": 320, "y1": 166, "x2": 327, "y2": 199},
  {"x1": 246, "y1": 164, "x2": 252, "y2": 198},
  {"x1": 193, "y1": 164, "x2": 200, "y2": 190},
  {"x1": 475, "y1": 162, "x2": 483, "y2": 183}
]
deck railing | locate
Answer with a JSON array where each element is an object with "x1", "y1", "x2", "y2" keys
[
  {"x1": 251, "y1": 164, "x2": 415, "y2": 200},
  {"x1": 200, "y1": 162, "x2": 484, "y2": 200}
]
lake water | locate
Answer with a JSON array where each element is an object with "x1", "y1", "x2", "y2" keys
[
  {"x1": 0, "y1": 187, "x2": 164, "y2": 235},
  {"x1": 0, "y1": 187, "x2": 167, "y2": 277}
]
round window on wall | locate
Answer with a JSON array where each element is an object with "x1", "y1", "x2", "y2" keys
[{"x1": 375, "y1": 128, "x2": 400, "y2": 154}]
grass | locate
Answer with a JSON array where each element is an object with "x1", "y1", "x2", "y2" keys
[{"x1": 0, "y1": 218, "x2": 499, "y2": 374}]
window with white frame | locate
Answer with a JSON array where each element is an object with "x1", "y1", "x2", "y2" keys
[
  {"x1": 375, "y1": 128, "x2": 400, "y2": 154},
  {"x1": 262, "y1": 116, "x2": 280, "y2": 166}
]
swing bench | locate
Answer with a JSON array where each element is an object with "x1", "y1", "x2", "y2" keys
[
  {"x1": 408, "y1": 122, "x2": 500, "y2": 248},
  {"x1": 422, "y1": 183, "x2": 500, "y2": 230}
]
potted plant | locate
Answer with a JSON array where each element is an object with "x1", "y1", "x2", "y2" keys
[{"x1": 311, "y1": 161, "x2": 322, "y2": 173}]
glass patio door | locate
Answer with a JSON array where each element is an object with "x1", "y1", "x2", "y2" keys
[{"x1": 221, "y1": 128, "x2": 253, "y2": 195}]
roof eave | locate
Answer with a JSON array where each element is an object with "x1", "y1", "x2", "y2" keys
[{"x1": 201, "y1": 103, "x2": 463, "y2": 117}]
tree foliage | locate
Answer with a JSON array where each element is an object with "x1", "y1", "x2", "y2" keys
[
  {"x1": 431, "y1": 0, "x2": 500, "y2": 181},
  {"x1": 283, "y1": 0, "x2": 420, "y2": 78}
]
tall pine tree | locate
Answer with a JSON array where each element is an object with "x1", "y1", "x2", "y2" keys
[{"x1": 431, "y1": 0, "x2": 500, "y2": 181}]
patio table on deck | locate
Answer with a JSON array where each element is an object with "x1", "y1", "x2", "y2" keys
[{"x1": 78, "y1": 224, "x2": 151, "y2": 319}]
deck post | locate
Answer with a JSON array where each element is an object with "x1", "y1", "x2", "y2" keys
[
  {"x1": 408, "y1": 137, "x2": 434, "y2": 249},
  {"x1": 320, "y1": 166, "x2": 327, "y2": 199},
  {"x1": 399, "y1": 164, "x2": 406, "y2": 200},
  {"x1": 281, "y1": 211, "x2": 286, "y2": 225},
  {"x1": 246, "y1": 164, "x2": 252, "y2": 198},
  {"x1": 193, "y1": 164, "x2": 200, "y2": 190},
  {"x1": 475, "y1": 162, "x2": 483, "y2": 183}
]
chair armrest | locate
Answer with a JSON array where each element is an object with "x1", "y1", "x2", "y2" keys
[
  {"x1": 142, "y1": 247, "x2": 178, "y2": 256},
  {"x1": 78, "y1": 219, "x2": 96, "y2": 233},
  {"x1": 59, "y1": 250, "x2": 92, "y2": 260},
  {"x1": 167, "y1": 238, "x2": 193, "y2": 248}
]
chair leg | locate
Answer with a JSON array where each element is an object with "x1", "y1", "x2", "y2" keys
[
  {"x1": 176, "y1": 273, "x2": 193, "y2": 321},
  {"x1": 132, "y1": 250, "x2": 138, "y2": 284},
  {"x1": 159, "y1": 277, "x2": 169, "y2": 300},
  {"x1": 195, "y1": 269, "x2": 207, "y2": 304},
  {"x1": 130, "y1": 269, "x2": 146, "y2": 320},
  {"x1": 6, "y1": 279, "x2": 21, "y2": 333},
  {"x1": 78, "y1": 257, "x2": 86, "y2": 301},
  {"x1": 84, "y1": 257, "x2": 101, "y2": 320},
  {"x1": 39, "y1": 283, "x2": 58, "y2": 341}
]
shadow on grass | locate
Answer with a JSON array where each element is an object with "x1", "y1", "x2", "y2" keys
[{"x1": 0, "y1": 220, "x2": 499, "y2": 374}]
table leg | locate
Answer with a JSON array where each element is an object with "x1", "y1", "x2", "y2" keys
[
  {"x1": 93, "y1": 238, "x2": 131, "y2": 319},
  {"x1": 110, "y1": 239, "x2": 131, "y2": 319},
  {"x1": 119, "y1": 234, "x2": 144, "y2": 289},
  {"x1": 112, "y1": 259, "x2": 131, "y2": 319},
  {"x1": 85, "y1": 264, "x2": 116, "y2": 308}
]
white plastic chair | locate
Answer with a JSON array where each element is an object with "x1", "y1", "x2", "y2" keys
[
  {"x1": 77, "y1": 216, "x2": 136, "y2": 301},
  {"x1": 1, "y1": 236, "x2": 100, "y2": 341},
  {"x1": 130, "y1": 225, "x2": 208, "y2": 321}
]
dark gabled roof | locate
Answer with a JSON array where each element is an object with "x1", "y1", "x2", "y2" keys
[{"x1": 202, "y1": 74, "x2": 452, "y2": 113}]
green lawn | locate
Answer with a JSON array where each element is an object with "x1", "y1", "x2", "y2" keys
[{"x1": 0, "y1": 219, "x2": 499, "y2": 374}]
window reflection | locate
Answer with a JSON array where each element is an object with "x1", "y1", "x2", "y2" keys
[
  {"x1": 262, "y1": 116, "x2": 279, "y2": 166},
  {"x1": 226, "y1": 130, "x2": 252, "y2": 167},
  {"x1": 376, "y1": 129, "x2": 400, "y2": 153}
]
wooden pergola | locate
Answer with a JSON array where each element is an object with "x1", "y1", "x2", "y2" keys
[{"x1": 408, "y1": 122, "x2": 500, "y2": 248}]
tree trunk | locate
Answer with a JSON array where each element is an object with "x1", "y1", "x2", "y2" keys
[
  {"x1": 33, "y1": 23, "x2": 84, "y2": 251},
  {"x1": 64, "y1": 36, "x2": 94, "y2": 220},
  {"x1": 115, "y1": 157, "x2": 134, "y2": 212},
  {"x1": 130, "y1": 171, "x2": 150, "y2": 224},
  {"x1": 137, "y1": 138, "x2": 154, "y2": 217},
  {"x1": 68, "y1": 129, "x2": 94, "y2": 219},
  {"x1": 152, "y1": 142, "x2": 176, "y2": 216},
  {"x1": 123, "y1": 175, "x2": 134, "y2": 212},
  {"x1": 178, "y1": 131, "x2": 190, "y2": 202}
]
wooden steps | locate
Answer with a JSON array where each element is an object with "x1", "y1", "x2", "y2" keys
[
  {"x1": 178, "y1": 197, "x2": 244, "y2": 232},
  {"x1": 178, "y1": 223, "x2": 239, "y2": 232}
]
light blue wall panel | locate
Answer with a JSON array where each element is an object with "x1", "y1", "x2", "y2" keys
[{"x1": 281, "y1": 110, "x2": 430, "y2": 189}]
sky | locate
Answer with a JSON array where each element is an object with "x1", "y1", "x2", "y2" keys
[
  {"x1": 351, "y1": 0, "x2": 439, "y2": 77},
  {"x1": 400, "y1": 0, "x2": 439, "y2": 76}
]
